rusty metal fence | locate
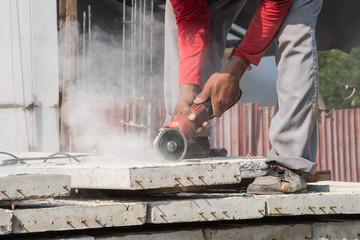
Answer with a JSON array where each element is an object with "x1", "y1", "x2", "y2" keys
[
  {"x1": 316, "y1": 109, "x2": 360, "y2": 182},
  {"x1": 211, "y1": 104, "x2": 360, "y2": 182}
]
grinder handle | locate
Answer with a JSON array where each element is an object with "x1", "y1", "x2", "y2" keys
[{"x1": 200, "y1": 89, "x2": 242, "y2": 119}]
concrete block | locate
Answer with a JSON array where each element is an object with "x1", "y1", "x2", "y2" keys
[
  {"x1": 1, "y1": 157, "x2": 267, "y2": 190},
  {"x1": 312, "y1": 221, "x2": 360, "y2": 240},
  {"x1": 148, "y1": 195, "x2": 265, "y2": 224},
  {"x1": 12, "y1": 200, "x2": 146, "y2": 234},
  {"x1": 203, "y1": 224, "x2": 312, "y2": 240},
  {"x1": 128, "y1": 159, "x2": 242, "y2": 190},
  {"x1": 97, "y1": 229, "x2": 204, "y2": 240},
  {"x1": 0, "y1": 209, "x2": 12, "y2": 235},
  {"x1": 237, "y1": 158, "x2": 267, "y2": 178},
  {"x1": 308, "y1": 181, "x2": 360, "y2": 193},
  {"x1": 265, "y1": 192, "x2": 360, "y2": 216},
  {"x1": 29, "y1": 236, "x2": 95, "y2": 240},
  {"x1": 0, "y1": 174, "x2": 70, "y2": 201}
]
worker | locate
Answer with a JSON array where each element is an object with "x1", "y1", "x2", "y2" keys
[{"x1": 163, "y1": 0, "x2": 323, "y2": 194}]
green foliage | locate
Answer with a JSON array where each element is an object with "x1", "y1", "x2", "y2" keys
[{"x1": 318, "y1": 47, "x2": 360, "y2": 109}]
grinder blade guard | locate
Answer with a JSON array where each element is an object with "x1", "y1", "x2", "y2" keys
[
  {"x1": 154, "y1": 127, "x2": 188, "y2": 160},
  {"x1": 154, "y1": 92, "x2": 241, "y2": 161},
  {"x1": 153, "y1": 100, "x2": 212, "y2": 161}
]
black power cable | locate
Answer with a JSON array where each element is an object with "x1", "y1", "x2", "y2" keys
[{"x1": 0, "y1": 152, "x2": 90, "y2": 166}]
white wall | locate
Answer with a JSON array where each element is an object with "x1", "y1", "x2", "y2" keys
[{"x1": 0, "y1": 0, "x2": 59, "y2": 152}]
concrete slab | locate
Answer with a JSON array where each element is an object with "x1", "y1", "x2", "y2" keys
[
  {"x1": 30, "y1": 236, "x2": 95, "y2": 240},
  {"x1": 312, "y1": 221, "x2": 360, "y2": 240},
  {"x1": 264, "y1": 192, "x2": 360, "y2": 216},
  {"x1": 0, "y1": 209, "x2": 12, "y2": 235},
  {"x1": 203, "y1": 224, "x2": 312, "y2": 240},
  {"x1": 147, "y1": 195, "x2": 265, "y2": 224},
  {"x1": 11, "y1": 199, "x2": 146, "y2": 234},
  {"x1": 308, "y1": 181, "x2": 360, "y2": 193},
  {"x1": 1, "y1": 156, "x2": 268, "y2": 190},
  {"x1": 0, "y1": 174, "x2": 70, "y2": 201},
  {"x1": 97, "y1": 229, "x2": 204, "y2": 240}
]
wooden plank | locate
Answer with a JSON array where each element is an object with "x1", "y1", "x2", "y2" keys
[{"x1": 305, "y1": 170, "x2": 332, "y2": 183}]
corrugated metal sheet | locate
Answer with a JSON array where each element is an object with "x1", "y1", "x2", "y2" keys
[
  {"x1": 317, "y1": 109, "x2": 360, "y2": 182},
  {"x1": 211, "y1": 104, "x2": 360, "y2": 183},
  {"x1": 67, "y1": 100, "x2": 360, "y2": 182}
]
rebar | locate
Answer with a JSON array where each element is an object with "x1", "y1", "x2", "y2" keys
[{"x1": 88, "y1": 5, "x2": 91, "y2": 85}]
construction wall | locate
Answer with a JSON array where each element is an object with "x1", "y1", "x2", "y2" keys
[{"x1": 0, "y1": 0, "x2": 59, "y2": 152}]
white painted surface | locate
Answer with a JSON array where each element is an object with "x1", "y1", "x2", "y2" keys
[
  {"x1": 0, "y1": 0, "x2": 59, "y2": 152},
  {"x1": 0, "y1": 108, "x2": 35, "y2": 151},
  {"x1": 0, "y1": 0, "x2": 33, "y2": 105},
  {"x1": 31, "y1": 0, "x2": 59, "y2": 107},
  {"x1": 34, "y1": 106, "x2": 59, "y2": 151}
]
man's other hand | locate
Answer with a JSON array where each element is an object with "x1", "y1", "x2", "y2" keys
[
  {"x1": 172, "y1": 84, "x2": 200, "y2": 121},
  {"x1": 194, "y1": 58, "x2": 245, "y2": 117}
]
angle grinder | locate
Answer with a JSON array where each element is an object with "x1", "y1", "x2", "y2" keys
[{"x1": 154, "y1": 92, "x2": 241, "y2": 161}]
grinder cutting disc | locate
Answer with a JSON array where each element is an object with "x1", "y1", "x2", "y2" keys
[{"x1": 154, "y1": 127, "x2": 188, "y2": 161}]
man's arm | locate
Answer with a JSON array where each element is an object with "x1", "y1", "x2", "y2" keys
[
  {"x1": 169, "y1": 0, "x2": 211, "y2": 121},
  {"x1": 234, "y1": 0, "x2": 293, "y2": 66},
  {"x1": 170, "y1": 0, "x2": 211, "y2": 87},
  {"x1": 195, "y1": 0, "x2": 293, "y2": 117}
]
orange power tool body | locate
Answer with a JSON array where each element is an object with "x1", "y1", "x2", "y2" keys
[{"x1": 153, "y1": 99, "x2": 214, "y2": 160}]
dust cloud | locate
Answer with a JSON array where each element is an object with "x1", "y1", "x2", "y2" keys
[{"x1": 59, "y1": 7, "x2": 167, "y2": 167}]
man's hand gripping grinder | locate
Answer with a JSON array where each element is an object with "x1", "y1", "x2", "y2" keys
[{"x1": 154, "y1": 92, "x2": 241, "y2": 161}]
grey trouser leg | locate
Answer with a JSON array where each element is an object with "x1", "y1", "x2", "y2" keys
[
  {"x1": 267, "y1": 0, "x2": 323, "y2": 174},
  {"x1": 163, "y1": 0, "x2": 247, "y2": 126}
]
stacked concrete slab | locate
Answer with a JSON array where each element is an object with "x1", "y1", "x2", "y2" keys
[{"x1": 1, "y1": 153, "x2": 360, "y2": 238}]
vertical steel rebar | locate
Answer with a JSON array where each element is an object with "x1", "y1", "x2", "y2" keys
[
  {"x1": 121, "y1": 0, "x2": 126, "y2": 132},
  {"x1": 150, "y1": 0, "x2": 154, "y2": 99},
  {"x1": 88, "y1": 5, "x2": 92, "y2": 86},
  {"x1": 82, "y1": 11, "x2": 86, "y2": 86}
]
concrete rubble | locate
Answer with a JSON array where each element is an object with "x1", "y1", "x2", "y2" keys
[{"x1": 0, "y1": 153, "x2": 359, "y2": 238}]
